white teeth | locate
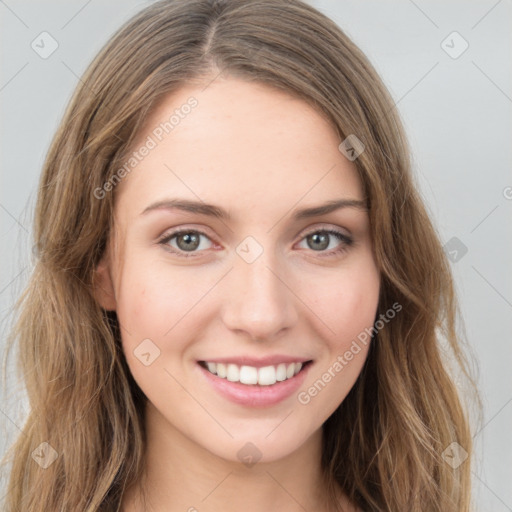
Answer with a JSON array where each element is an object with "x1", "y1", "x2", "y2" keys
[
  {"x1": 226, "y1": 364, "x2": 239, "y2": 382},
  {"x1": 216, "y1": 363, "x2": 227, "y2": 378},
  {"x1": 258, "y1": 365, "x2": 276, "y2": 386},
  {"x1": 276, "y1": 363, "x2": 287, "y2": 381},
  {"x1": 239, "y1": 365, "x2": 258, "y2": 385},
  {"x1": 202, "y1": 360, "x2": 307, "y2": 385}
]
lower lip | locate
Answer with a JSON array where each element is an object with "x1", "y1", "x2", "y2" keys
[{"x1": 197, "y1": 362, "x2": 311, "y2": 407}]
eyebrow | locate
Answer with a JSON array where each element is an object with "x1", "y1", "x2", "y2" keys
[{"x1": 140, "y1": 197, "x2": 367, "y2": 220}]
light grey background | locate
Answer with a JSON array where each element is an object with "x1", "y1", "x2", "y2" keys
[{"x1": 1, "y1": 0, "x2": 511, "y2": 509}]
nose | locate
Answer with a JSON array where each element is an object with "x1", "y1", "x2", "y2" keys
[{"x1": 220, "y1": 247, "x2": 298, "y2": 342}]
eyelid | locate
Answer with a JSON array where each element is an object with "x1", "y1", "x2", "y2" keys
[
  {"x1": 156, "y1": 224, "x2": 217, "y2": 243},
  {"x1": 299, "y1": 223, "x2": 351, "y2": 239}
]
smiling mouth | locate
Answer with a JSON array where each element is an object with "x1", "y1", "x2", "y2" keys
[{"x1": 198, "y1": 360, "x2": 312, "y2": 386}]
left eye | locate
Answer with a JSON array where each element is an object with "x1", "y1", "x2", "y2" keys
[{"x1": 296, "y1": 229, "x2": 353, "y2": 254}]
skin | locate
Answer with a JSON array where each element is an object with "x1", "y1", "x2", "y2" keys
[{"x1": 94, "y1": 76, "x2": 380, "y2": 512}]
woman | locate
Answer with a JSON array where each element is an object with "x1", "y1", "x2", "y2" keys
[{"x1": 1, "y1": 0, "x2": 478, "y2": 510}]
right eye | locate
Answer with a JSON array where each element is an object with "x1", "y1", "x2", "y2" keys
[{"x1": 157, "y1": 229, "x2": 215, "y2": 258}]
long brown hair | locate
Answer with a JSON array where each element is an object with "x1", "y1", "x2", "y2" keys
[{"x1": 1, "y1": 0, "x2": 479, "y2": 510}]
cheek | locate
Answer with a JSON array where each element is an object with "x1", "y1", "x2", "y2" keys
[
  {"x1": 116, "y1": 276, "x2": 166, "y2": 337},
  {"x1": 112, "y1": 264, "x2": 182, "y2": 381},
  {"x1": 113, "y1": 258, "x2": 225, "y2": 381},
  {"x1": 115, "y1": 261, "x2": 198, "y2": 339},
  {"x1": 113, "y1": 263, "x2": 195, "y2": 395},
  {"x1": 339, "y1": 273, "x2": 380, "y2": 343},
  {"x1": 304, "y1": 258, "x2": 380, "y2": 349},
  {"x1": 295, "y1": 261, "x2": 379, "y2": 431}
]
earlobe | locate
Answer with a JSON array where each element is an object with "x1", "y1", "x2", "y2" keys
[{"x1": 92, "y1": 257, "x2": 117, "y2": 311}]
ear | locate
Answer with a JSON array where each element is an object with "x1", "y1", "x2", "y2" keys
[{"x1": 92, "y1": 256, "x2": 117, "y2": 311}]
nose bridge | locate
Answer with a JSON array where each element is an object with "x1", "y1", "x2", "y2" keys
[{"x1": 220, "y1": 237, "x2": 298, "y2": 340}]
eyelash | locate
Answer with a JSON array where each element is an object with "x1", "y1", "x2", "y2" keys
[{"x1": 157, "y1": 227, "x2": 354, "y2": 259}]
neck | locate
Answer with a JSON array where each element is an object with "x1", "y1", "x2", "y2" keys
[{"x1": 120, "y1": 401, "x2": 347, "y2": 512}]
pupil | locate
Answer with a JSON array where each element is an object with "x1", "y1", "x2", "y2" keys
[
  {"x1": 178, "y1": 233, "x2": 199, "y2": 251},
  {"x1": 309, "y1": 233, "x2": 329, "y2": 251}
]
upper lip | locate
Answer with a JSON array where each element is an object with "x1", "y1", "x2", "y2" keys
[{"x1": 198, "y1": 355, "x2": 312, "y2": 368}]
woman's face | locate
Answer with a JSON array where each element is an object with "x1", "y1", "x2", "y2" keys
[{"x1": 95, "y1": 77, "x2": 380, "y2": 463}]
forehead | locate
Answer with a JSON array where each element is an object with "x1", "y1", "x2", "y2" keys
[{"x1": 115, "y1": 77, "x2": 363, "y2": 218}]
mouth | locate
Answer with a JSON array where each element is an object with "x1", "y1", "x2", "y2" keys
[
  {"x1": 198, "y1": 360, "x2": 312, "y2": 386},
  {"x1": 196, "y1": 359, "x2": 313, "y2": 407}
]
